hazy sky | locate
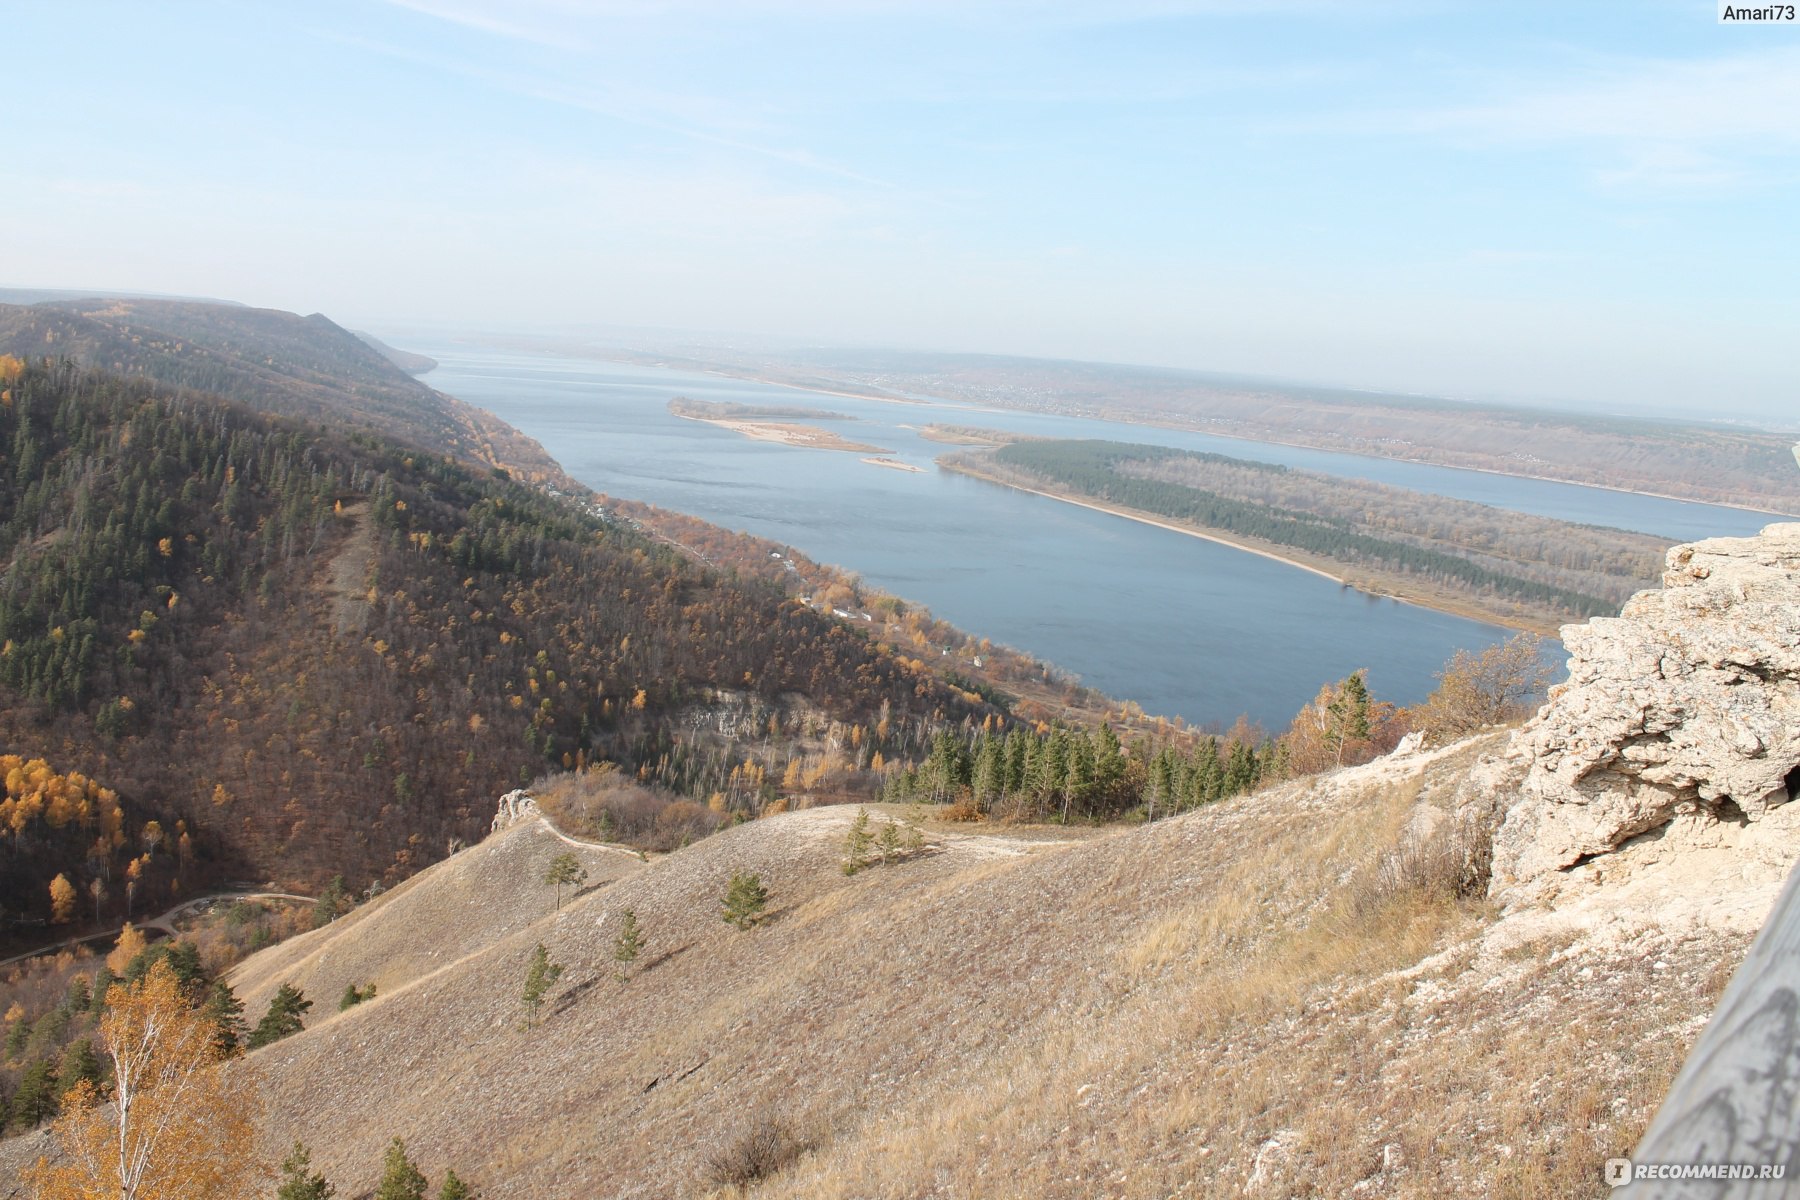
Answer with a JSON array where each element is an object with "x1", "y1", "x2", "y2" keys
[{"x1": 6, "y1": 1, "x2": 1797, "y2": 419}]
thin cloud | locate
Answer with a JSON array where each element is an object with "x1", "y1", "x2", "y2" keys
[
  {"x1": 322, "y1": 29, "x2": 896, "y2": 189},
  {"x1": 1419, "y1": 45, "x2": 1800, "y2": 145},
  {"x1": 382, "y1": 0, "x2": 580, "y2": 48},
  {"x1": 1303, "y1": 44, "x2": 1800, "y2": 192}
]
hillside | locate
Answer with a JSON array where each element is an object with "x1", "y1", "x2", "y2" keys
[
  {"x1": 0, "y1": 357, "x2": 993, "y2": 934},
  {"x1": 5, "y1": 523, "x2": 1795, "y2": 1196},
  {"x1": 0, "y1": 297, "x2": 566, "y2": 488},
  {"x1": 0, "y1": 739, "x2": 1740, "y2": 1198}
]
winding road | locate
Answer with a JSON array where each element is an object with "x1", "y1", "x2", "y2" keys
[{"x1": 0, "y1": 890, "x2": 314, "y2": 971}]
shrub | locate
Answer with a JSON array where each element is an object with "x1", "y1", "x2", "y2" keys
[
  {"x1": 704, "y1": 1116, "x2": 807, "y2": 1190},
  {"x1": 1414, "y1": 633, "x2": 1556, "y2": 742}
]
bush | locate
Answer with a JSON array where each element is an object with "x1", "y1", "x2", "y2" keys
[
  {"x1": 1356, "y1": 807, "x2": 1494, "y2": 914},
  {"x1": 1414, "y1": 633, "x2": 1557, "y2": 742},
  {"x1": 704, "y1": 1116, "x2": 807, "y2": 1190},
  {"x1": 531, "y1": 767, "x2": 728, "y2": 852}
]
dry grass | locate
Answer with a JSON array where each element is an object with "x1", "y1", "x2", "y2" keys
[{"x1": 31, "y1": 733, "x2": 1747, "y2": 1200}]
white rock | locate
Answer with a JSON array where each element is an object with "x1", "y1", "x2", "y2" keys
[{"x1": 1490, "y1": 523, "x2": 1800, "y2": 893}]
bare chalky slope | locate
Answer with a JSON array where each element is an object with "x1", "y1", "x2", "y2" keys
[
  {"x1": 226, "y1": 740, "x2": 1752, "y2": 1198},
  {"x1": 228, "y1": 816, "x2": 641, "y2": 1020}
]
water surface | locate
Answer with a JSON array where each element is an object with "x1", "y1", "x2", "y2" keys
[{"x1": 418, "y1": 345, "x2": 1779, "y2": 729}]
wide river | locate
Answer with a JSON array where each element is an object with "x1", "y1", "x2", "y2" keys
[{"x1": 415, "y1": 342, "x2": 1787, "y2": 730}]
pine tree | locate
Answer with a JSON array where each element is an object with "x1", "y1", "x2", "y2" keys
[
  {"x1": 721, "y1": 872, "x2": 769, "y2": 930},
  {"x1": 612, "y1": 910, "x2": 646, "y2": 980},
  {"x1": 542, "y1": 852, "x2": 587, "y2": 911},
  {"x1": 438, "y1": 1168, "x2": 476, "y2": 1199},
  {"x1": 1326, "y1": 670, "x2": 1372, "y2": 765},
  {"x1": 875, "y1": 817, "x2": 903, "y2": 863},
  {"x1": 521, "y1": 943, "x2": 563, "y2": 1031},
  {"x1": 312, "y1": 875, "x2": 350, "y2": 929},
  {"x1": 841, "y1": 808, "x2": 872, "y2": 875},
  {"x1": 57, "y1": 1038, "x2": 103, "y2": 1101},
  {"x1": 202, "y1": 980, "x2": 245, "y2": 1057},
  {"x1": 89, "y1": 966, "x2": 118, "y2": 1014},
  {"x1": 10, "y1": 1058, "x2": 59, "y2": 1127},
  {"x1": 903, "y1": 821, "x2": 926, "y2": 854},
  {"x1": 277, "y1": 1140, "x2": 337, "y2": 1200},
  {"x1": 376, "y1": 1137, "x2": 429, "y2": 1200},
  {"x1": 247, "y1": 982, "x2": 311, "y2": 1048}
]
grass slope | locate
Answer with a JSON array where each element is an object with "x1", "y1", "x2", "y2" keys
[{"x1": 213, "y1": 735, "x2": 1746, "y2": 1199}]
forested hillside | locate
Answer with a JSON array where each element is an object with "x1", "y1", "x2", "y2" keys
[
  {"x1": 0, "y1": 299, "x2": 565, "y2": 489},
  {"x1": 0, "y1": 356, "x2": 991, "y2": 937}
]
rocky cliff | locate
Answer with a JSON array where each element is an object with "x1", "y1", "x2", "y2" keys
[{"x1": 1486, "y1": 522, "x2": 1800, "y2": 914}]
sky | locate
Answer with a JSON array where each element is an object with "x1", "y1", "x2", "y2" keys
[{"x1": 4, "y1": 0, "x2": 1797, "y2": 420}]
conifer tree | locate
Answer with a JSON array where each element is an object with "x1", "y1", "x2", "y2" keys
[
  {"x1": 312, "y1": 876, "x2": 350, "y2": 929},
  {"x1": 721, "y1": 872, "x2": 769, "y2": 930},
  {"x1": 202, "y1": 980, "x2": 245, "y2": 1057},
  {"x1": 612, "y1": 910, "x2": 646, "y2": 980},
  {"x1": 876, "y1": 817, "x2": 903, "y2": 863},
  {"x1": 542, "y1": 852, "x2": 587, "y2": 911},
  {"x1": 375, "y1": 1138, "x2": 428, "y2": 1200},
  {"x1": 57, "y1": 1039, "x2": 103, "y2": 1101},
  {"x1": 6, "y1": 1012, "x2": 31, "y2": 1057},
  {"x1": 438, "y1": 1168, "x2": 476, "y2": 1199},
  {"x1": 1326, "y1": 671, "x2": 1372, "y2": 765},
  {"x1": 521, "y1": 943, "x2": 563, "y2": 1031},
  {"x1": 88, "y1": 967, "x2": 117, "y2": 1014},
  {"x1": 277, "y1": 1141, "x2": 337, "y2": 1200},
  {"x1": 10, "y1": 1058, "x2": 59, "y2": 1127},
  {"x1": 247, "y1": 983, "x2": 311, "y2": 1048},
  {"x1": 841, "y1": 808, "x2": 872, "y2": 875}
]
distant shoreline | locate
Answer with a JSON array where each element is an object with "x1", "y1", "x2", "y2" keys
[
  {"x1": 940, "y1": 460, "x2": 1558, "y2": 635},
  {"x1": 656, "y1": 361, "x2": 1796, "y2": 520}
]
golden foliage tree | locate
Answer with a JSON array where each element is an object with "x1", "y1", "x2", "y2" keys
[
  {"x1": 108, "y1": 923, "x2": 148, "y2": 974},
  {"x1": 25, "y1": 959, "x2": 265, "y2": 1200},
  {"x1": 49, "y1": 873, "x2": 78, "y2": 924},
  {"x1": 1414, "y1": 633, "x2": 1557, "y2": 741}
]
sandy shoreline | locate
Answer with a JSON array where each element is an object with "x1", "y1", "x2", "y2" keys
[{"x1": 678, "y1": 414, "x2": 891, "y2": 454}]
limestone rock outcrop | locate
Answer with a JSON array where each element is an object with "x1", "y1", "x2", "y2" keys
[
  {"x1": 491, "y1": 788, "x2": 539, "y2": 832},
  {"x1": 1490, "y1": 522, "x2": 1800, "y2": 892}
]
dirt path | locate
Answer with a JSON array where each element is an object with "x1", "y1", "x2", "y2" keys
[{"x1": 321, "y1": 500, "x2": 374, "y2": 636}]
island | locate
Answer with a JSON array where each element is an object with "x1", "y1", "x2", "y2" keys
[
  {"x1": 669, "y1": 397, "x2": 892, "y2": 454},
  {"x1": 941, "y1": 437, "x2": 1670, "y2": 632}
]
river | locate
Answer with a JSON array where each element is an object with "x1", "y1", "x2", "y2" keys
[{"x1": 414, "y1": 343, "x2": 1784, "y2": 730}]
